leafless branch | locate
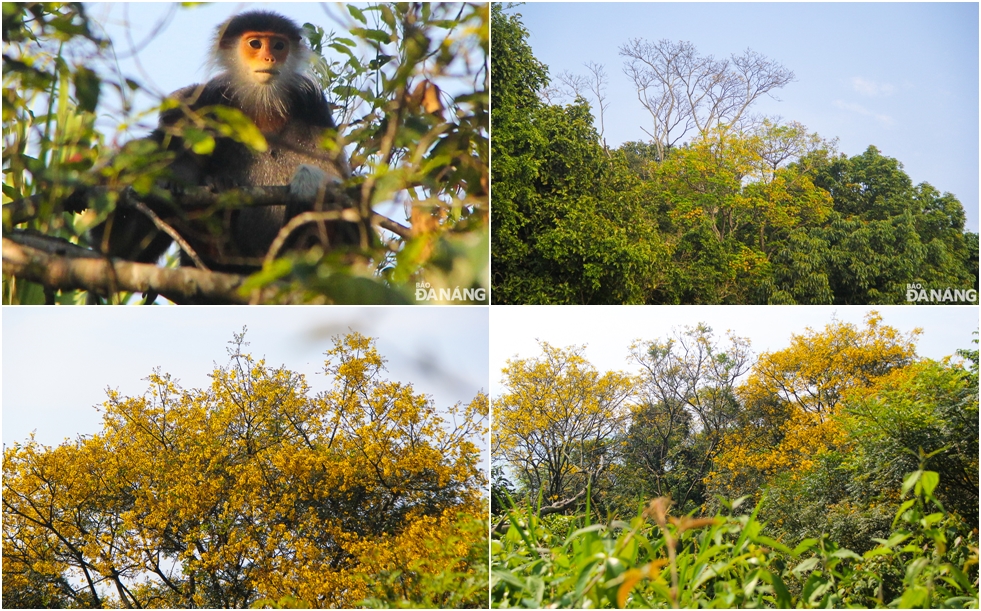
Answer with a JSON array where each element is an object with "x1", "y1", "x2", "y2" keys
[
  {"x1": 620, "y1": 39, "x2": 794, "y2": 159},
  {"x1": 584, "y1": 61, "x2": 609, "y2": 143},
  {"x1": 130, "y1": 200, "x2": 208, "y2": 271}
]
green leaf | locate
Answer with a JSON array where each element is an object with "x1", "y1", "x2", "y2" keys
[
  {"x1": 902, "y1": 470, "x2": 921, "y2": 497},
  {"x1": 72, "y1": 67, "x2": 100, "y2": 113},
  {"x1": 830, "y1": 548, "x2": 861, "y2": 561},
  {"x1": 792, "y1": 557, "x2": 820, "y2": 576},
  {"x1": 379, "y1": 4, "x2": 397, "y2": 31},
  {"x1": 898, "y1": 584, "x2": 929, "y2": 609},
  {"x1": 183, "y1": 129, "x2": 215, "y2": 155},
  {"x1": 347, "y1": 5, "x2": 366, "y2": 24},
  {"x1": 491, "y1": 568, "x2": 528, "y2": 590},
  {"x1": 352, "y1": 27, "x2": 392, "y2": 44}
]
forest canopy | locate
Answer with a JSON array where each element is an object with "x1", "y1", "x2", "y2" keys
[
  {"x1": 2, "y1": 331, "x2": 489, "y2": 608},
  {"x1": 490, "y1": 5, "x2": 978, "y2": 305}
]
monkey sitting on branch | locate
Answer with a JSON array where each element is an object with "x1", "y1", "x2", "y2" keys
[{"x1": 78, "y1": 10, "x2": 370, "y2": 277}]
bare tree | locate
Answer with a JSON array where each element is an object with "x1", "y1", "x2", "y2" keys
[
  {"x1": 552, "y1": 62, "x2": 611, "y2": 150},
  {"x1": 557, "y1": 70, "x2": 589, "y2": 100},
  {"x1": 584, "y1": 61, "x2": 610, "y2": 146},
  {"x1": 619, "y1": 39, "x2": 794, "y2": 161},
  {"x1": 626, "y1": 324, "x2": 752, "y2": 510}
]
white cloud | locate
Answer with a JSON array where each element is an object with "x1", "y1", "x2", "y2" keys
[
  {"x1": 833, "y1": 100, "x2": 895, "y2": 127},
  {"x1": 851, "y1": 76, "x2": 896, "y2": 97}
]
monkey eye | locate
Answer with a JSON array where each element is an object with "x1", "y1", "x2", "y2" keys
[
  {"x1": 249, "y1": 39, "x2": 262, "y2": 49},
  {"x1": 273, "y1": 41, "x2": 286, "y2": 51}
]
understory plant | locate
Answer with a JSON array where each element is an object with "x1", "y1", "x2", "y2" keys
[{"x1": 491, "y1": 470, "x2": 978, "y2": 608}]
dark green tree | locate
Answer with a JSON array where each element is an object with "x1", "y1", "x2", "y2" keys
[
  {"x1": 490, "y1": 5, "x2": 977, "y2": 306},
  {"x1": 490, "y1": 6, "x2": 667, "y2": 304},
  {"x1": 811, "y1": 146, "x2": 978, "y2": 304}
]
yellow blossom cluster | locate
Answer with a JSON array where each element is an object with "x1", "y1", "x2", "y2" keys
[{"x1": 3, "y1": 332, "x2": 487, "y2": 608}]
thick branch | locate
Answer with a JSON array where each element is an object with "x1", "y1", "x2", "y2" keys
[
  {"x1": 6, "y1": 185, "x2": 411, "y2": 240},
  {"x1": 2, "y1": 232, "x2": 268, "y2": 304}
]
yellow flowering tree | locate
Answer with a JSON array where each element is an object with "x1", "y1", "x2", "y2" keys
[
  {"x1": 493, "y1": 342, "x2": 633, "y2": 504},
  {"x1": 2, "y1": 331, "x2": 487, "y2": 608},
  {"x1": 708, "y1": 312, "x2": 919, "y2": 500}
]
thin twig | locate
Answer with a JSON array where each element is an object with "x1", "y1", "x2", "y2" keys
[{"x1": 130, "y1": 199, "x2": 208, "y2": 271}]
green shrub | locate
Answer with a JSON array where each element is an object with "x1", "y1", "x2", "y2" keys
[{"x1": 492, "y1": 469, "x2": 978, "y2": 608}]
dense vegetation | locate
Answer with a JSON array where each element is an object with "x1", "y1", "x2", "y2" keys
[
  {"x1": 3, "y1": 332, "x2": 488, "y2": 608},
  {"x1": 491, "y1": 314, "x2": 979, "y2": 607},
  {"x1": 3, "y1": 3, "x2": 488, "y2": 304},
  {"x1": 491, "y1": 5, "x2": 978, "y2": 304}
]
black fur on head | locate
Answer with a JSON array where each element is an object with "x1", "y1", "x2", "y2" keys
[{"x1": 217, "y1": 11, "x2": 304, "y2": 48}]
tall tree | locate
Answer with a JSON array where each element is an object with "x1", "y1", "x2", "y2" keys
[
  {"x1": 491, "y1": 5, "x2": 668, "y2": 305},
  {"x1": 648, "y1": 122, "x2": 834, "y2": 304},
  {"x1": 708, "y1": 312, "x2": 919, "y2": 502},
  {"x1": 619, "y1": 39, "x2": 794, "y2": 161},
  {"x1": 811, "y1": 146, "x2": 978, "y2": 303},
  {"x1": 3, "y1": 331, "x2": 488, "y2": 608},
  {"x1": 623, "y1": 324, "x2": 751, "y2": 512},
  {"x1": 493, "y1": 342, "x2": 633, "y2": 503}
]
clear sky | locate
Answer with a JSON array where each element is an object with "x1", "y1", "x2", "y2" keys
[
  {"x1": 490, "y1": 305, "x2": 979, "y2": 396},
  {"x1": 512, "y1": 2, "x2": 979, "y2": 233},
  {"x1": 2, "y1": 307, "x2": 489, "y2": 448}
]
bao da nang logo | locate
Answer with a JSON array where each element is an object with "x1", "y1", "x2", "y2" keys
[
  {"x1": 905, "y1": 284, "x2": 978, "y2": 303},
  {"x1": 415, "y1": 282, "x2": 487, "y2": 303}
]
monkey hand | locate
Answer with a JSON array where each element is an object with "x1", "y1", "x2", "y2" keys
[{"x1": 288, "y1": 164, "x2": 342, "y2": 201}]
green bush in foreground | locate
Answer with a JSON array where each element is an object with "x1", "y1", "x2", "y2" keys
[{"x1": 491, "y1": 469, "x2": 978, "y2": 608}]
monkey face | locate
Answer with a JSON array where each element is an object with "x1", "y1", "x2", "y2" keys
[{"x1": 238, "y1": 31, "x2": 291, "y2": 84}]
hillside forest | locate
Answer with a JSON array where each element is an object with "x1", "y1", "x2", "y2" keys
[
  {"x1": 491, "y1": 312, "x2": 979, "y2": 607},
  {"x1": 490, "y1": 5, "x2": 979, "y2": 305}
]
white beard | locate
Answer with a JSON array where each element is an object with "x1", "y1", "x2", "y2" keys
[{"x1": 211, "y1": 45, "x2": 315, "y2": 119}]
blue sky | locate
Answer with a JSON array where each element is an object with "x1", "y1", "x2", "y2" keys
[
  {"x1": 513, "y1": 2, "x2": 979, "y2": 232},
  {"x1": 2, "y1": 307, "x2": 489, "y2": 449}
]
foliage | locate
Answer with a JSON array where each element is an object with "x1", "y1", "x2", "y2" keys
[
  {"x1": 2, "y1": 2, "x2": 489, "y2": 304},
  {"x1": 843, "y1": 353, "x2": 979, "y2": 523},
  {"x1": 492, "y1": 314, "x2": 979, "y2": 607},
  {"x1": 647, "y1": 123, "x2": 835, "y2": 304},
  {"x1": 708, "y1": 312, "x2": 919, "y2": 502},
  {"x1": 490, "y1": 5, "x2": 669, "y2": 305},
  {"x1": 493, "y1": 342, "x2": 633, "y2": 504},
  {"x1": 490, "y1": 5, "x2": 978, "y2": 305},
  {"x1": 810, "y1": 146, "x2": 978, "y2": 304},
  {"x1": 491, "y1": 470, "x2": 979, "y2": 608},
  {"x1": 2, "y1": 331, "x2": 488, "y2": 608},
  {"x1": 492, "y1": 465, "x2": 519, "y2": 516}
]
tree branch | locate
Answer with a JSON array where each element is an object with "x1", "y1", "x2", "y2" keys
[
  {"x1": 8, "y1": 184, "x2": 411, "y2": 240},
  {"x1": 492, "y1": 455, "x2": 606, "y2": 535},
  {"x1": 2, "y1": 231, "x2": 276, "y2": 304}
]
